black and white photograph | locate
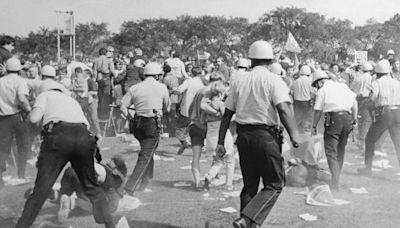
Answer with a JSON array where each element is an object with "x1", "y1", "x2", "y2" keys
[{"x1": 1, "y1": 0, "x2": 400, "y2": 227}]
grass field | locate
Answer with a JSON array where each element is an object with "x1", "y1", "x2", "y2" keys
[{"x1": 1, "y1": 135, "x2": 400, "y2": 228}]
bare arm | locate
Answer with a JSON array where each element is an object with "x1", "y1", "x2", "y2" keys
[
  {"x1": 217, "y1": 108, "x2": 235, "y2": 145},
  {"x1": 276, "y1": 102, "x2": 298, "y2": 147},
  {"x1": 29, "y1": 107, "x2": 43, "y2": 124},
  {"x1": 17, "y1": 93, "x2": 32, "y2": 113}
]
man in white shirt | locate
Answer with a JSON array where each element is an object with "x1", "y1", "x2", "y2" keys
[
  {"x1": 311, "y1": 70, "x2": 358, "y2": 191},
  {"x1": 17, "y1": 65, "x2": 116, "y2": 228}
]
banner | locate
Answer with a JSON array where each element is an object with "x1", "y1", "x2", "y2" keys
[
  {"x1": 284, "y1": 31, "x2": 302, "y2": 53},
  {"x1": 354, "y1": 51, "x2": 368, "y2": 64}
]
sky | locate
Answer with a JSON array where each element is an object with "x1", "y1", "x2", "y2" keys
[{"x1": 1, "y1": 0, "x2": 398, "y2": 36}]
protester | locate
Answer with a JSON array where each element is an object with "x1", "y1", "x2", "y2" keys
[
  {"x1": 201, "y1": 79, "x2": 235, "y2": 190},
  {"x1": 173, "y1": 66, "x2": 206, "y2": 155}
]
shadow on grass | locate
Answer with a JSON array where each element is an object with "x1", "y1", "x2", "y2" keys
[
  {"x1": 151, "y1": 180, "x2": 202, "y2": 192},
  {"x1": 128, "y1": 219, "x2": 181, "y2": 228}
]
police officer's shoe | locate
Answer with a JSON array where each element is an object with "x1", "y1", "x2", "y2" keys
[
  {"x1": 203, "y1": 177, "x2": 210, "y2": 191},
  {"x1": 357, "y1": 167, "x2": 372, "y2": 176},
  {"x1": 233, "y1": 217, "x2": 250, "y2": 228}
]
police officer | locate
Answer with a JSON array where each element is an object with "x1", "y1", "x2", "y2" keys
[
  {"x1": 292, "y1": 65, "x2": 314, "y2": 131},
  {"x1": 93, "y1": 47, "x2": 116, "y2": 118},
  {"x1": 16, "y1": 66, "x2": 116, "y2": 228},
  {"x1": 358, "y1": 60, "x2": 400, "y2": 176},
  {"x1": 311, "y1": 70, "x2": 358, "y2": 191},
  {"x1": 121, "y1": 62, "x2": 170, "y2": 195},
  {"x1": 216, "y1": 40, "x2": 299, "y2": 228},
  {"x1": 0, "y1": 58, "x2": 31, "y2": 188},
  {"x1": 350, "y1": 62, "x2": 374, "y2": 150}
]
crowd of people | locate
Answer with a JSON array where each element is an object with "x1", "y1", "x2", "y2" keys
[{"x1": 1, "y1": 32, "x2": 400, "y2": 228}]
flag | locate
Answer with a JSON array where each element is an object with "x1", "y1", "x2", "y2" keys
[{"x1": 284, "y1": 31, "x2": 301, "y2": 53}]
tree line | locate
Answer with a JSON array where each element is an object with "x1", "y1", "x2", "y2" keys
[{"x1": 9, "y1": 7, "x2": 400, "y2": 63}]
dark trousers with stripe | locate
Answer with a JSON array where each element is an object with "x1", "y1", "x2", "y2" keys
[
  {"x1": 365, "y1": 109, "x2": 400, "y2": 169},
  {"x1": 323, "y1": 112, "x2": 352, "y2": 190},
  {"x1": 0, "y1": 113, "x2": 30, "y2": 178},
  {"x1": 16, "y1": 122, "x2": 114, "y2": 227},
  {"x1": 236, "y1": 124, "x2": 284, "y2": 226},
  {"x1": 125, "y1": 116, "x2": 160, "y2": 193}
]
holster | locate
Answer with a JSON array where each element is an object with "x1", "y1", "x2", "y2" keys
[
  {"x1": 265, "y1": 125, "x2": 284, "y2": 145},
  {"x1": 41, "y1": 121, "x2": 55, "y2": 136}
]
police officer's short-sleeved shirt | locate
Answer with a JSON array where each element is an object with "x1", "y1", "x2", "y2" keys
[
  {"x1": 292, "y1": 75, "x2": 313, "y2": 101},
  {"x1": 121, "y1": 77, "x2": 170, "y2": 117},
  {"x1": 0, "y1": 73, "x2": 29, "y2": 116},
  {"x1": 371, "y1": 75, "x2": 400, "y2": 106},
  {"x1": 314, "y1": 80, "x2": 356, "y2": 113},
  {"x1": 33, "y1": 90, "x2": 89, "y2": 126},
  {"x1": 225, "y1": 66, "x2": 291, "y2": 126}
]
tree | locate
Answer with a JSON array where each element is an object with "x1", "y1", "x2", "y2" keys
[{"x1": 75, "y1": 22, "x2": 110, "y2": 57}]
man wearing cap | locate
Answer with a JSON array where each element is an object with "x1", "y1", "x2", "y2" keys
[
  {"x1": 292, "y1": 65, "x2": 314, "y2": 130},
  {"x1": 387, "y1": 49, "x2": 395, "y2": 66},
  {"x1": 0, "y1": 58, "x2": 31, "y2": 188},
  {"x1": 121, "y1": 62, "x2": 170, "y2": 195},
  {"x1": 358, "y1": 60, "x2": 400, "y2": 176},
  {"x1": 230, "y1": 58, "x2": 249, "y2": 83},
  {"x1": 311, "y1": 70, "x2": 358, "y2": 191},
  {"x1": 93, "y1": 47, "x2": 116, "y2": 118},
  {"x1": 16, "y1": 65, "x2": 116, "y2": 228},
  {"x1": 350, "y1": 62, "x2": 374, "y2": 150},
  {"x1": 216, "y1": 40, "x2": 299, "y2": 228},
  {"x1": 0, "y1": 36, "x2": 15, "y2": 75}
]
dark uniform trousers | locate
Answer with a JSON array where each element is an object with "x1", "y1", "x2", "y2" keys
[
  {"x1": 0, "y1": 113, "x2": 30, "y2": 178},
  {"x1": 323, "y1": 112, "x2": 352, "y2": 190},
  {"x1": 357, "y1": 97, "x2": 372, "y2": 145},
  {"x1": 294, "y1": 100, "x2": 312, "y2": 130},
  {"x1": 16, "y1": 122, "x2": 114, "y2": 228},
  {"x1": 97, "y1": 74, "x2": 112, "y2": 119},
  {"x1": 125, "y1": 116, "x2": 160, "y2": 193},
  {"x1": 236, "y1": 124, "x2": 284, "y2": 226},
  {"x1": 365, "y1": 108, "x2": 400, "y2": 168}
]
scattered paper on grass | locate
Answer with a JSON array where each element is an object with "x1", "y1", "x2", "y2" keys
[
  {"x1": 117, "y1": 195, "x2": 142, "y2": 212},
  {"x1": 143, "y1": 188, "x2": 152, "y2": 193},
  {"x1": 233, "y1": 174, "x2": 243, "y2": 181},
  {"x1": 396, "y1": 173, "x2": 400, "y2": 176},
  {"x1": 116, "y1": 216, "x2": 130, "y2": 228},
  {"x1": 3, "y1": 176, "x2": 32, "y2": 186},
  {"x1": 161, "y1": 157, "x2": 175, "y2": 161},
  {"x1": 372, "y1": 168, "x2": 383, "y2": 172},
  {"x1": 202, "y1": 193, "x2": 210, "y2": 198},
  {"x1": 319, "y1": 159, "x2": 327, "y2": 164},
  {"x1": 223, "y1": 191, "x2": 241, "y2": 198},
  {"x1": 350, "y1": 187, "x2": 368, "y2": 194},
  {"x1": 101, "y1": 147, "x2": 110, "y2": 150},
  {"x1": 375, "y1": 151, "x2": 387, "y2": 157},
  {"x1": 153, "y1": 155, "x2": 161, "y2": 160},
  {"x1": 173, "y1": 182, "x2": 192, "y2": 187},
  {"x1": 343, "y1": 162, "x2": 355, "y2": 166},
  {"x1": 373, "y1": 159, "x2": 393, "y2": 169},
  {"x1": 180, "y1": 166, "x2": 192, "y2": 170},
  {"x1": 299, "y1": 213, "x2": 318, "y2": 221},
  {"x1": 27, "y1": 158, "x2": 37, "y2": 166},
  {"x1": 200, "y1": 160, "x2": 207, "y2": 163},
  {"x1": 219, "y1": 207, "x2": 237, "y2": 213},
  {"x1": 333, "y1": 199, "x2": 351, "y2": 205}
]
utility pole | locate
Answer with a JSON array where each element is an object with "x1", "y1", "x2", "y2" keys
[{"x1": 55, "y1": 10, "x2": 75, "y2": 62}]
